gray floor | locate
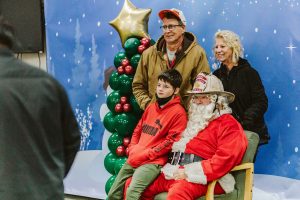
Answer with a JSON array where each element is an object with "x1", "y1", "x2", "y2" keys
[{"x1": 64, "y1": 194, "x2": 102, "y2": 200}]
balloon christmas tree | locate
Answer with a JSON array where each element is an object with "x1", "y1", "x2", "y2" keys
[{"x1": 103, "y1": 0, "x2": 153, "y2": 195}]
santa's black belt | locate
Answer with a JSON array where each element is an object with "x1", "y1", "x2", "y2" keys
[{"x1": 168, "y1": 152, "x2": 203, "y2": 166}]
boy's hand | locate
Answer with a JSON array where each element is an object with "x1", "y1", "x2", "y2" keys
[{"x1": 127, "y1": 148, "x2": 150, "y2": 168}]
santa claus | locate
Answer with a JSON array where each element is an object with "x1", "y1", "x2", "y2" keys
[{"x1": 126, "y1": 72, "x2": 248, "y2": 200}]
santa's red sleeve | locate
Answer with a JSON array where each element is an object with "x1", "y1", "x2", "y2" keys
[{"x1": 184, "y1": 118, "x2": 248, "y2": 187}]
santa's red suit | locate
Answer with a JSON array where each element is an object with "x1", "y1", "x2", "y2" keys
[{"x1": 125, "y1": 113, "x2": 248, "y2": 200}]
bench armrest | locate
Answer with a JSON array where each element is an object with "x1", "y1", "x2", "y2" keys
[{"x1": 205, "y1": 162, "x2": 254, "y2": 200}]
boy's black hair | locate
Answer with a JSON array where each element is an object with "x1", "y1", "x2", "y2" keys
[
  {"x1": 0, "y1": 16, "x2": 15, "y2": 49},
  {"x1": 157, "y1": 69, "x2": 182, "y2": 89}
]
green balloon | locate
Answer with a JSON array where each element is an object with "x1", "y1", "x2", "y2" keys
[
  {"x1": 104, "y1": 152, "x2": 118, "y2": 175},
  {"x1": 108, "y1": 133, "x2": 124, "y2": 154},
  {"x1": 109, "y1": 71, "x2": 120, "y2": 90},
  {"x1": 119, "y1": 74, "x2": 133, "y2": 95},
  {"x1": 129, "y1": 95, "x2": 143, "y2": 116},
  {"x1": 114, "y1": 113, "x2": 138, "y2": 137},
  {"x1": 124, "y1": 38, "x2": 141, "y2": 58},
  {"x1": 130, "y1": 54, "x2": 141, "y2": 69},
  {"x1": 106, "y1": 90, "x2": 121, "y2": 112},
  {"x1": 105, "y1": 175, "x2": 116, "y2": 195},
  {"x1": 114, "y1": 157, "x2": 127, "y2": 175},
  {"x1": 103, "y1": 112, "x2": 116, "y2": 133},
  {"x1": 114, "y1": 52, "x2": 127, "y2": 68}
]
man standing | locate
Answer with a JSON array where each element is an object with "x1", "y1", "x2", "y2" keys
[
  {"x1": 0, "y1": 17, "x2": 80, "y2": 200},
  {"x1": 130, "y1": 73, "x2": 248, "y2": 200},
  {"x1": 132, "y1": 8, "x2": 210, "y2": 110}
]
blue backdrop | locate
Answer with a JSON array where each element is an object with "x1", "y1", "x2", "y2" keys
[{"x1": 44, "y1": 0, "x2": 300, "y2": 182}]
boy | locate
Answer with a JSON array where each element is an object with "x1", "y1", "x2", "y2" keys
[{"x1": 107, "y1": 69, "x2": 187, "y2": 200}]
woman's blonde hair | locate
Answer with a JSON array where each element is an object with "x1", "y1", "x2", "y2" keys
[{"x1": 214, "y1": 30, "x2": 244, "y2": 64}]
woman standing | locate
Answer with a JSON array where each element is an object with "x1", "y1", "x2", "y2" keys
[{"x1": 213, "y1": 30, "x2": 270, "y2": 145}]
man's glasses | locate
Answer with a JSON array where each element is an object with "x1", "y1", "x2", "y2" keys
[{"x1": 160, "y1": 24, "x2": 182, "y2": 31}]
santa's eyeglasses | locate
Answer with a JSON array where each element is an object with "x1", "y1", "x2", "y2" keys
[{"x1": 192, "y1": 95, "x2": 209, "y2": 100}]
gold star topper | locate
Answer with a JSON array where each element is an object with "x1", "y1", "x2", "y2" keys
[{"x1": 109, "y1": 0, "x2": 152, "y2": 47}]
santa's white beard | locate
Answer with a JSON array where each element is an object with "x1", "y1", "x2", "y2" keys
[
  {"x1": 172, "y1": 102, "x2": 216, "y2": 152},
  {"x1": 188, "y1": 102, "x2": 215, "y2": 125}
]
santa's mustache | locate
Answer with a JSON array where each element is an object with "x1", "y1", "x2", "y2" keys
[
  {"x1": 188, "y1": 102, "x2": 216, "y2": 122},
  {"x1": 171, "y1": 103, "x2": 215, "y2": 152}
]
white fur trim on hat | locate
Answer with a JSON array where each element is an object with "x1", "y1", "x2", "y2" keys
[
  {"x1": 218, "y1": 173, "x2": 236, "y2": 193},
  {"x1": 161, "y1": 163, "x2": 178, "y2": 180},
  {"x1": 184, "y1": 162, "x2": 207, "y2": 184}
]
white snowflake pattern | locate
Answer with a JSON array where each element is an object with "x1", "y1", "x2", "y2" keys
[{"x1": 75, "y1": 106, "x2": 93, "y2": 150}]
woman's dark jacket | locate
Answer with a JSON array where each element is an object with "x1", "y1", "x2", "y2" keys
[{"x1": 213, "y1": 58, "x2": 270, "y2": 144}]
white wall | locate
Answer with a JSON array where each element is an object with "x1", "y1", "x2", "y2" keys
[{"x1": 18, "y1": 52, "x2": 47, "y2": 71}]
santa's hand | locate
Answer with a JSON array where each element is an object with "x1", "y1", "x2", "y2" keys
[
  {"x1": 161, "y1": 163, "x2": 178, "y2": 180},
  {"x1": 173, "y1": 168, "x2": 187, "y2": 180}
]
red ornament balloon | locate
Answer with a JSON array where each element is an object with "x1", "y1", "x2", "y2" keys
[
  {"x1": 123, "y1": 137, "x2": 131, "y2": 147},
  {"x1": 138, "y1": 45, "x2": 146, "y2": 54},
  {"x1": 117, "y1": 66, "x2": 125, "y2": 74},
  {"x1": 121, "y1": 59, "x2": 130, "y2": 67},
  {"x1": 140, "y1": 37, "x2": 150, "y2": 48},
  {"x1": 125, "y1": 147, "x2": 129, "y2": 157},
  {"x1": 114, "y1": 103, "x2": 123, "y2": 113},
  {"x1": 124, "y1": 65, "x2": 134, "y2": 75},
  {"x1": 116, "y1": 145, "x2": 125, "y2": 157},
  {"x1": 123, "y1": 103, "x2": 132, "y2": 112},
  {"x1": 120, "y1": 96, "x2": 128, "y2": 105}
]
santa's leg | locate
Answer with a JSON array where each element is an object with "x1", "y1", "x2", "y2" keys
[{"x1": 167, "y1": 179, "x2": 225, "y2": 200}]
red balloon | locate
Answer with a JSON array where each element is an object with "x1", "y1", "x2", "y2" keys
[
  {"x1": 114, "y1": 103, "x2": 123, "y2": 113},
  {"x1": 125, "y1": 147, "x2": 129, "y2": 157},
  {"x1": 124, "y1": 65, "x2": 134, "y2": 75},
  {"x1": 121, "y1": 59, "x2": 130, "y2": 67},
  {"x1": 120, "y1": 96, "x2": 128, "y2": 105},
  {"x1": 123, "y1": 103, "x2": 132, "y2": 112},
  {"x1": 138, "y1": 45, "x2": 146, "y2": 54},
  {"x1": 116, "y1": 145, "x2": 125, "y2": 157},
  {"x1": 117, "y1": 66, "x2": 125, "y2": 74},
  {"x1": 123, "y1": 137, "x2": 131, "y2": 147},
  {"x1": 140, "y1": 37, "x2": 150, "y2": 48}
]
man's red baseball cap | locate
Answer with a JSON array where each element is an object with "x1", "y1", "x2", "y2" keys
[{"x1": 158, "y1": 8, "x2": 187, "y2": 25}]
